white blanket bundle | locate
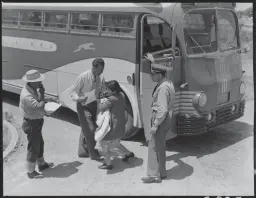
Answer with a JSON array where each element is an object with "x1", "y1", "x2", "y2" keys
[{"x1": 95, "y1": 98, "x2": 111, "y2": 141}]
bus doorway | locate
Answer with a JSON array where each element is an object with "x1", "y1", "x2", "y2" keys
[{"x1": 139, "y1": 14, "x2": 181, "y2": 140}]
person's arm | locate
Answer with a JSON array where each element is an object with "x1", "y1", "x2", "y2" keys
[
  {"x1": 153, "y1": 85, "x2": 170, "y2": 128},
  {"x1": 24, "y1": 95, "x2": 45, "y2": 110},
  {"x1": 70, "y1": 73, "x2": 86, "y2": 102}
]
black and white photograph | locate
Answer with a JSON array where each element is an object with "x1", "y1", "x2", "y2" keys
[{"x1": 2, "y1": 2, "x2": 254, "y2": 196}]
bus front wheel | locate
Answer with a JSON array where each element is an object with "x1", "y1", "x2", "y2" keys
[{"x1": 123, "y1": 110, "x2": 140, "y2": 140}]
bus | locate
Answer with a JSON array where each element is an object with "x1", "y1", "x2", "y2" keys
[{"x1": 2, "y1": 3, "x2": 248, "y2": 140}]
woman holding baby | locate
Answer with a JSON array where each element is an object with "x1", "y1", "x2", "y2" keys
[{"x1": 96, "y1": 80, "x2": 135, "y2": 170}]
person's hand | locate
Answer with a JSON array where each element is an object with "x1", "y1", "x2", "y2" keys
[
  {"x1": 45, "y1": 96, "x2": 59, "y2": 103},
  {"x1": 39, "y1": 84, "x2": 45, "y2": 94},
  {"x1": 145, "y1": 53, "x2": 155, "y2": 63},
  {"x1": 77, "y1": 96, "x2": 88, "y2": 103},
  {"x1": 150, "y1": 125, "x2": 158, "y2": 136}
]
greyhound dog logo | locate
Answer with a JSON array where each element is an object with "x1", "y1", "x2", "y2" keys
[{"x1": 74, "y1": 42, "x2": 96, "y2": 52}]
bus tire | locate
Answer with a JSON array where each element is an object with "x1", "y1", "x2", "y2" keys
[{"x1": 123, "y1": 110, "x2": 140, "y2": 140}]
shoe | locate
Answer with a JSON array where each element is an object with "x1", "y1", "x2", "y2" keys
[
  {"x1": 78, "y1": 153, "x2": 89, "y2": 158},
  {"x1": 27, "y1": 171, "x2": 43, "y2": 179},
  {"x1": 38, "y1": 162, "x2": 54, "y2": 172},
  {"x1": 122, "y1": 152, "x2": 135, "y2": 162},
  {"x1": 98, "y1": 163, "x2": 113, "y2": 170},
  {"x1": 141, "y1": 176, "x2": 162, "y2": 183}
]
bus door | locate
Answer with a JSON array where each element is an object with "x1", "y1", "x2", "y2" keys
[{"x1": 139, "y1": 14, "x2": 180, "y2": 140}]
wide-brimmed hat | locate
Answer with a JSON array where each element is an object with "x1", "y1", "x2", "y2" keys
[{"x1": 22, "y1": 70, "x2": 45, "y2": 82}]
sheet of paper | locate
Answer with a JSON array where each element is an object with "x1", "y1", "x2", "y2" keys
[
  {"x1": 44, "y1": 102, "x2": 61, "y2": 113},
  {"x1": 81, "y1": 90, "x2": 97, "y2": 106},
  {"x1": 59, "y1": 86, "x2": 98, "y2": 112},
  {"x1": 59, "y1": 86, "x2": 77, "y2": 112}
]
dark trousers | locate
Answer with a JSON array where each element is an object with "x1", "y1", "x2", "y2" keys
[
  {"x1": 147, "y1": 112, "x2": 171, "y2": 177},
  {"x1": 77, "y1": 101, "x2": 98, "y2": 158},
  {"x1": 22, "y1": 118, "x2": 44, "y2": 163}
]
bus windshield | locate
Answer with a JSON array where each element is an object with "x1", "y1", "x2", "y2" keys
[
  {"x1": 217, "y1": 10, "x2": 238, "y2": 51},
  {"x1": 183, "y1": 9, "x2": 217, "y2": 55}
]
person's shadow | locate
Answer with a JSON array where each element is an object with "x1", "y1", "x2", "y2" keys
[
  {"x1": 105, "y1": 152, "x2": 144, "y2": 175},
  {"x1": 165, "y1": 153, "x2": 194, "y2": 180},
  {"x1": 42, "y1": 161, "x2": 83, "y2": 178}
]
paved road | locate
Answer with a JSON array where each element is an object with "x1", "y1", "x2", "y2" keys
[{"x1": 3, "y1": 91, "x2": 254, "y2": 196}]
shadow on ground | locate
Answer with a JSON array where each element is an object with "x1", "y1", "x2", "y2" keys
[
  {"x1": 165, "y1": 157, "x2": 194, "y2": 180},
  {"x1": 2, "y1": 91, "x2": 20, "y2": 107},
  {"x1": 106, "y1": 156, "x2": 143, "y2": 175},
  {"x1": 139, "y1": 120, "x2": 253, "y2": 180},
  {"x1": 42, "y1": 161, "x2": 83, "y2": 178},
  {"x1": 165, "y1": 121, "x2": 253, "y2": 159},
  {"x1": 51, "y1": 107, "x2": 80, "y2": 126}
]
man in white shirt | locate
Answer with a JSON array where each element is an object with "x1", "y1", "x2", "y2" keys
[{"x1": 70, "y1": 58, "x2": 104, "y2": 161}]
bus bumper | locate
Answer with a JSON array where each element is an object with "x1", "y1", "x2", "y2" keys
[{"x1": 176, "y1": 100, "x2": 245, "y2": 136}]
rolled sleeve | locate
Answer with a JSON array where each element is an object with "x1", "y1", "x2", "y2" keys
[{"x1": 153, "y1": 86, "x2": 169, "y2": 127}]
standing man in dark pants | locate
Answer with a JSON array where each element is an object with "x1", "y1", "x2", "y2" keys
[
  {"x1": 70, "y1": 58, "x2": 105, "y2": 161},
  {"x1": 142, "y1": 54, "x2": 176, "y2": 183},
  {"x1": 20, "y1": 70, "x2": 55, "y2": 179}
]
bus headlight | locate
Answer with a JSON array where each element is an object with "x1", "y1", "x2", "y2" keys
[
  {"x1": 240, "y1": 82, "x2": 246, "y2": 95},
  {"x1": 192, "y1": 92, "x2": 208, "y2": 108},
  {"x1": 231, "y1": 104, "x2": 237, "y2": 113},
  {"x1": 198, "y1": 93, "x2": 207, "y2": 107},
  {"x1": 207, "y1": 112, "x2": 213, "y2": 121}
]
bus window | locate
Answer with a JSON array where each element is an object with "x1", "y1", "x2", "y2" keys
[
  {"x1": 20, "y1": 11, "x2": 42, "y2": 27},
  {"x1": 101, "y1": 13, "x2": 135, "y2": 35},
  {"x1": 217, "y1": 10, "x2": 238, "y2": 51},
  {"x1": 44, "y1": 12, "x2": 68, "y2": 29},
  {"x1": 183, "y1": 9, "x2": 217, "y2": 55},
  {"x1": 70, "y1": 13, "x2": 99, "y2": 31},
  {"x1": 143, "y1": 15, "x2": 173, "y2": 55},
  {"x1": 2, "y1": 9, "x2": 19, "y2": 26}
]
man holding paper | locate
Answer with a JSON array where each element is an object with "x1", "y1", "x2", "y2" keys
[{"x1": 70, "y1": 58, "x2": 105, "y2": 161}]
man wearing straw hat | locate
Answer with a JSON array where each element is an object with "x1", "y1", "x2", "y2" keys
[
  {"x1": 141, "y1": 54, "x2": 176, "y2": 183},
  {"x1": 70, "y1": 58, "x2": 105, "y2": 161},
  {"x1": 20, "y1": 70, "x2": 55, "y2": 179}
]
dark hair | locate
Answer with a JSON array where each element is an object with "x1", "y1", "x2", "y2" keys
[
  {"x1": 105, "y1": 80, "x2": 122, "y2": 93},
  {"x1": 158, "y1": 71, "x2": 166, "y2": 76},
  {"x1": 92, "y1": 58, "x2": 105, "y2": 68}
]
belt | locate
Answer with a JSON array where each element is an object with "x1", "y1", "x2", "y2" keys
[{"x1": 24, "y1": 118, "x2": 44, "y2": 122}]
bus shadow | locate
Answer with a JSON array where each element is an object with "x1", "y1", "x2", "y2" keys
[
  {"x1": 2, "y1": 91, "x2": 20, "y2": 107},
  {"x1": 51, "y1": 107, "x2": 80, "y2": 126},
  {"x1": 165, "y1": 121, "x2": 253, "y2": 159},
  {"x1": 138, "y1": 121, "x2": 253, "y2": 181}
]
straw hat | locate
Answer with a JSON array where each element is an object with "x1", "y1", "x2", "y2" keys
[{"x1": 22, "y1": 70, "x2": 45, "y2": 82}]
